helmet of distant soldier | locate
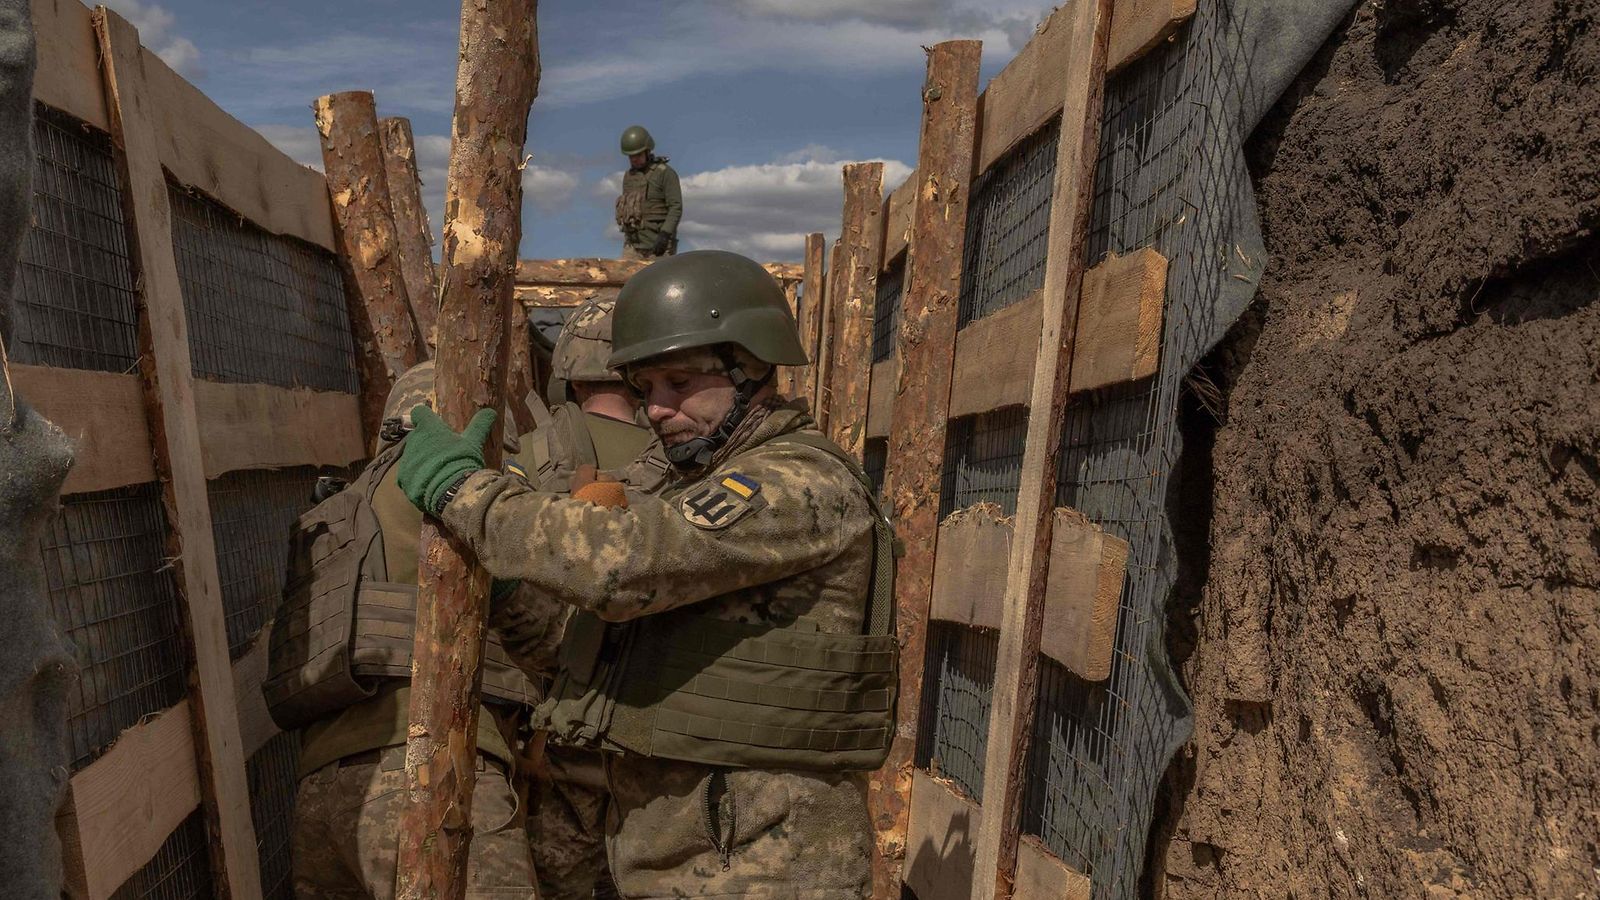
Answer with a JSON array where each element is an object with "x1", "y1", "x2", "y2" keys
[
  {"x1": 547, "y1": 296, "x2": 624, "y2": 406},
  {"x1": 608, "y1": 250, "x2": 807, "y2": 371},
  {"x1": 619, "y1": 125, "x2": 655, "y2": 156}
]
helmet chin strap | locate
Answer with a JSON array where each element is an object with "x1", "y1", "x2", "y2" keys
[{"x1": 664, "y1": 348, "x2": 773, "y2": 470}]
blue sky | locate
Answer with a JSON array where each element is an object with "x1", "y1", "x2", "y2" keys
[{"x1": 106, "y1": 0, "x2": 1052, "y2": 262}]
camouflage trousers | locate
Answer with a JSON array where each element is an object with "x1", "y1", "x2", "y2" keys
[
  {"x1": 528, "y1": 745, "x2": 616, "y2": 900},
  {"x1": 292, "y1": 745, "x2": 539, "y2": 899},
  {"x1": 618, "y1": 238, "x2": 675, "y2": 261},
  {"x1": 602, "y1": 755, "x2": 873, "y2": 899}
]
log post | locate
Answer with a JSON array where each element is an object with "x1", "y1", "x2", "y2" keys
[
  {"x1": 379, "y1": 116, "x2": 441, "y2": 354},
  {"x1": 394, "y1": 1, "x2": 539, "y2": 897},
  {"x1": 95, "y1": 9, "x2": 264, "y2": 897},
  {"x1": 826, "y1": 162, "x2": 885, "y2": 458},
  {"x1": 779, "y1": 281, "x2": 801, "y2": 399},
  {"x1": 972, "y1": 3, "x2": 1113, "y2": 898},
  {"x1": 873, "y1": 39, "x2": 982, "y2": 896},
  {"x1": 797, "y1": 232, "x2": 826, "y2": 407},
  {"x1": 814, "y1": 240, "x2": 843, "y2": 434},
  {"x1": 315, "y1": 90, "x2": 423, "y2": 444}
]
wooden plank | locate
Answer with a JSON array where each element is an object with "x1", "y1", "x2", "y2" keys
[
  {"x1": 929, "y1": 504, "x2": 1011, "y2": 631},
  {"x1": 1014, "y1": 838, "x2": 1091, "y2": 900},
  {"x1": 1041, "y1": 509, "x2": 1128, "y2": 681},
  {"x1": 875, "y1": 39, "x2": 982, "y2": 894},
  {"x1": 194, "y1": 381, "x2": 366, "y2": 478},
  {"x1": 1109, "y1": 0, "x2": 1197, "y2": 74},
  {"x1": 974, "y1": 4, "x2": 1080, "y2": 175},
  {"x1": 316, "y1": 90, "x2": 424, "y2": 446},
  {"x1": 517, "y1": 285, "x2": 618, "y2": 308},
  {"x1": 9, "y1": 365, "x2": 153, "y2": 494},
  {"x1": 30, "y1": 0, "x2": 107, "y2": 130},
  {"x1": 881, "y1": 175, "x2": 916, "y2": 269},
  {"x1": 65, "y1": 702, "x2": 203, "y2": 899},
  {"x1": 904, "y1": 770, "x2": 981, "y2": 900},
  {"x1": 95, "y1": 10, "x2": 263, "y2": 898},
  {"x1": 1069, "y1": 248, "x2": 1167, "y2": 393},
  {"x1": 379, "y1": 116, "x2": 441, "y2": 353},
  {"x1": 232, "y1": 631, "x2": 279, "y2": 759},
  {"x1": 516, "y1": 257, "x2": 803, "y2": 286},
  {"x1": 950, "y1": 290, "x2": 1043, "y2": 419},
  {"x1": 814, "y1": 239, "x2": 843, "y2": 432},
  {"x1": 796, "y1": 233, "x2": 826, "y2": 407},
  {"x1": 118, "y1": 36, "x2": 334, "y2": 250},
  {"x1": 973, "y1": 1, "x2": 1114, "y2": 896},
  {"x1": 828, "y1": 162, "x2": 885, "y2": 458},
  {"x1": 864, "y1": 359, "x2": 895, "y2": 440}
]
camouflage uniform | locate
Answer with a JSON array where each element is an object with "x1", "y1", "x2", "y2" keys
[
  {"x1": 439, "y1": 401, "x2": 877, "y2": 899},
  {"x1": 616, "y1": 157, "x2": 681, "y2": 259}
]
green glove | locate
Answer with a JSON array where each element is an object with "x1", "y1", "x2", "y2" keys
[{"x1": 396, "y1": 405, "x2": 497, "y2": 515}]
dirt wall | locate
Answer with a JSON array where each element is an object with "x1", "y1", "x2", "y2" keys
[{"x1": 1154, "y1": 1, "x2": 1600, "y2": 897}]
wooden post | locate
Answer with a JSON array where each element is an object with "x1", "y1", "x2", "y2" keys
[
  {"x1": 797, "y1": 232, "x2": 826, "y2": 407},
  {"x1": 395, "y1": 1, "x2": 538, "y2": 897},
  {"x1": 814, "y1": 240, "x2": 843, "y2": 434},
  {"x1": 506, "y1": 300, "x2": 539, "y2": 437},
  {"x1": 779, "y1": 281, "x2": 801, "y2": 399},
  {"x1": 93, "y1": 9, "x2": 263, "y2": 898},
  {"x1": 379, "y1": 116, "x2": 441, "y2": 355},
  {"x1": 827, "y1": 162, "x2": 885, "y2": 458},
  {"x1": 972, "y1": 3, "x2": 1113, "y2": 898},
  {"x1": 873, "y1": 39, "x2": 982, "y2": 896},
  {"x1": 315, "y1": 90, "x2": 423, "y2": 443}
]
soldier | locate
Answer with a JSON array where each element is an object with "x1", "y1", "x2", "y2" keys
[
  {"x1": 266, "y1": 360, "x2": 543, "y2": 900},
  {"x1": 395, "y1": 250, "x2": 897, "y2": 898},
  {"x1": 614, "y1": 125, "x2": 681, "y2": 261}
]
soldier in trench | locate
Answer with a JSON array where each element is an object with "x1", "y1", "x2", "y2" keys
[{"x1": 614, "y1": 125, "x2": 681, "y2": 261}]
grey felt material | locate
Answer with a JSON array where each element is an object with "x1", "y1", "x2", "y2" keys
[{"x1": 0, "y1": 0, "x2": 75, "y2": 896}]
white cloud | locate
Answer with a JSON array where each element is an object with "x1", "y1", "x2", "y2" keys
[
  {"x1": 637, "y1": 147, "x2": 913, "y2": 261},
  {"x1": 103, "y1": 0, "x2": 203, "y2": 78},
  {"x1": 726, "y1": 0, "x2": 1047, "y2": 39},
  {"x1": 256, "y1": 124, "x2": 323, "y2": 171}
]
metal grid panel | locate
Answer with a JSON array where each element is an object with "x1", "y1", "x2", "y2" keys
[
  {"x1": 10, "y1": 104, "x2": 139, "y2": 372},
  {"x1": 1021, "y1": 4, "x2": 1247, "y2": 895},
  {"x1": 169, "y1": 186, "x2": 358, "y2": 393},
  {"x1": 248, "y1": 730, "x2": 302, "y2": 900},
  {"x1": 208, "y1": 467, "x2": 323, "y2": 657},
  {"x1": 863, "y1": 437, "x2": 888, "y2": 497},
  {"x1": 110, "y1": 809, "x2": 216, "y2": 900},
  {"x1": 39, "y1": 483, "x2": 188, "y2": 772},
  {"x1": 871, "y1": 255, "x2": 905, "y2": 362},
  {"x1": 957, "y1": 117, "x2": 1060, "y2": 328},
  {"x1": 938, "y1": 406, "x2": 1029, "y2": 518},
  {"x1": 916, "y1": 622, "x2": 999, "y2": 801}
]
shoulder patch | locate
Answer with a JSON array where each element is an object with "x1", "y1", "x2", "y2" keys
[
  {"x1": 679, "y1": 473, "x2": 767, "y2": 530},
  {"x1": 504, "y1": 459, "x2": 528, "y2": 480}
]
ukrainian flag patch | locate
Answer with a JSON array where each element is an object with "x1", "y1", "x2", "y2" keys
[
  {"x1": 721, "y1": 473, "x2": 759, "y2": 499},
  {"x1": 504, "y1": 459, "x2": 528, "y2": 480}
]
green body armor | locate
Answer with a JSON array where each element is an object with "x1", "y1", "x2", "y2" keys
[
  {"x1": 264, "y1": 438, "x2": 538, "y2": 732},
  {"x1": 536, "y1": 431, "x2": 898, "y2": 771}
]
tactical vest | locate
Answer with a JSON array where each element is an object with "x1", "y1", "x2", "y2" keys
[
  {"x1": 536, "y1": 431, "x2": 898, "y2": 771},
  {"x1": 529, "y1": 402, "x2": 598, "y2": 490},
  {"x1": 264, "y1": 439, "x2": 538, "y2": 732},
  {"x1": 615, "y1": 172, "x2": 646, "y2": 233}
]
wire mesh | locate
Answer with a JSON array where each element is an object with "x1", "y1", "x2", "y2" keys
[
  {"x1": 871, "y1": 255, "x2": 905, "y2": 362},
  {"x1": 110, "y1": 809, "x2": 216, "y2": 900},
  {"x1": 39, "y1": 483, "x2": 188, "y2": 772},
  {"x1": 915, "y1": 622, "x2": 1000, "y2": 802},
  {"x1": 169, "y1": 186, "x2": 358, "y2": 393},
  {"x1": 862, "y1": 437, "x2": 888, "y2": 497},
  {"x1": 1020, "y1": 3, "x2": 1248, "y2": 895},
  {"x1": 957, "y1": 117, "x2": 1060, "y2": 329},
  {"x1": 938, "y1": 406, "x2": 1029, "y2": 518},
  {"x1": 248, "y1": 729, "x2": 302, "y2": 900},
  {"x1": 10, "y1": 104, "x2": 140, "y2": 372},
  {"x1": 208, "y1": 466, "x2": 325, "y2": 657}
]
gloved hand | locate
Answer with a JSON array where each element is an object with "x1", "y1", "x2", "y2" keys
[
  {"x1": 651, "y1": 232, "x2": 672, "y2": 256},
  {"x1": 569, "y1": 464, "x2": 629, "y2": 508},
  {"x1": 396, "y1": 405, "x2": 497, "y2": 515}
]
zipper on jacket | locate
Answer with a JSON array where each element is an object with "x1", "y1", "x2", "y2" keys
[{"x1": 703, "y1": 769, "x2": 734, "y2": 871}]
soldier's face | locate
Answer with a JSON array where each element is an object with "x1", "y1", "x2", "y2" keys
[
  {"x1": 628, "y1": 152, "x2": 649, "y2": 168},
  {"x1": 632, "y1": 366, "x2": 736, "y2": 448}
]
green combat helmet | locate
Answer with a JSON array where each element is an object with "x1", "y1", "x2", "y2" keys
[
  {"x1": 610, "y1": 250, "x2": 808, "y2": 468},
  {"x1": 546, "y1": 296, "x2": 624, "y2": 407},
  {"x1": 619, "y1": 124, "x2": 654, "y2": 156},
  {"x1": 380, "y1": 359, "x2": 435, "y2": 445}
]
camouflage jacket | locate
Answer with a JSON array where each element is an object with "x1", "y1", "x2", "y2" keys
[{"x1": 618, "y1": 157, "x2": 682, "y2": 250}]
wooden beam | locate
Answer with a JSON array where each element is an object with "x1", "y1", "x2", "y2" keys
[
  {"x1": 881, "y1": 175, "x2": 916, "y2": 268},
  {"x1": 1069, "y1": 248, "x2": 1167, "y2": 394},
  {"x1": 779, "y1": 281, "x2": 802, "y2": 400},
  {"x1": 1042, "y1": 509, "x2": 1128, "y2": 681},
  {"x1": 929, "y1": 504, "x2": 1011, "y2": 631},
  {"x1": 516, "y1": 285, "x2": 617, "y2": 308},
  {"x1": 231, "y1": 631, "x2": 278, "y2": 759},
  {"x1": 974, "y1": 4, "x2": 1081, "y2": 175},
  {"x1": 950, "y1": 289, "x2": 1043, "y2": 419},
  {"x1": 397, "y1": 0, "x2": 536, "y2": 894},
  {"x1": 1014, "y1": 838, "x2": 1091, "y2": 900},
  {"x1": 516, "y1": 257, "x2": 804, "y2": 287},
  {"x1": 828, "y1": 162, "x2": 884, "y2": 458},
  {"x1": 94, "y1": 11, "x2": 263, "y2": 898},
  {"x1": 9, "y1": 364, "x2": 153, "y2": 494},
  {"x1": 904, "y1": 770, "x2": 981, "y2": 900},
  {"x1": 1109, "y1": 0, "x2": 1196, "y2": 73},
  {"x1": 814, "y1": 239, "x2": 843, "y2": 433},
  {"x1": 379, "y1": 116, "x2": 441, "y2": 354},
  {"x1": 30, "y1": 0, "x2": 107, "y2": 130},
  {"x1": 972, "y1": 2, "x2": 1113, "y2": 897},
  {"x1": 316, "y1": 90, "x2": 424, "y2": 446},
  {"x1": 875, "y1": 39, "x2": 982, "y2": 894},
  {"x1": 796, "y1": 233, "x2": 826, "y2": 408},
  {"x1": 864, "y1": 359, "x2": 896, "y2": 440},
  {"x1": 194, "y1": 381, "x2": 366, "y2": 478}
]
